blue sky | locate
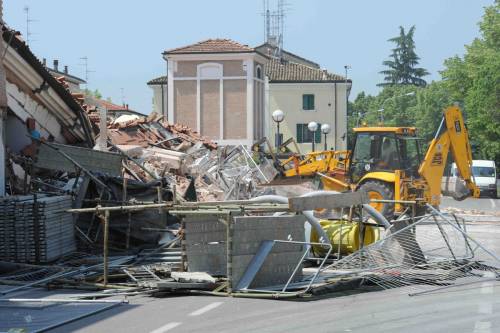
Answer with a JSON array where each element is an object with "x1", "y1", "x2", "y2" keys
[{"x1": 4, "y1": 0, "x2": 492, "y2": 113}]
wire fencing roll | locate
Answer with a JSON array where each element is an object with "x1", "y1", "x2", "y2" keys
[{"x1": 319, "y1": 210, "x2": 500, "y2": 296}]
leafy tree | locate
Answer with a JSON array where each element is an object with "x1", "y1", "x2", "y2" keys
[
  {"x1": 411, "y1": 81, "x2": 454, "y2": 142},
  {"x1": 351, "y1": 3, "x2": 499, "y2": 167},
  {"x1": 94, "y1": 89, "x2": 102, "y2": 99},
  {"x1": 84, "y1": 88, "x2": 103, "y2": 99},
  {"x1": 346, "y1": 92, "x2": 377, "y2": 148},
  {"x1": 350, "y1": 83, "x2": 455, "y2": 144},
  {"x1": 441, "y1": 1, "x2": 500, "y2": 165},
  {"x1": 378, "y1": 26, "x2": 429, "y2": 87}
]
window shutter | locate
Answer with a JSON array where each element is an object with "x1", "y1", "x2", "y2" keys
[
  {"x1": 302, "y1": 94, "x2": 315, "y2": 110},
  {"x1": 296, "y1": 124, "x2": 303, "y2": 143}
]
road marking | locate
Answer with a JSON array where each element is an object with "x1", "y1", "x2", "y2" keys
[
  {"x1": 489, "y1": 199, "x2": 496, "y2": 209},
  {"x1": 478, "y1": 302, "x2": 493, "y2": 315},
  {"x1": 473, "y1": 321, "x2": 491, "y2": 333},
  {"x1": 481, "y1": 281, "x2": 494, "y2": 294},
  {"x1": 189, "y1": 301, "x2": 223, "y2": 316},
  {"x1": 483, "y1": 271, "x2": 496, "y2": 278},
  {"x1": 149, "y1": 322, "x2": 182, "y2": 333}
]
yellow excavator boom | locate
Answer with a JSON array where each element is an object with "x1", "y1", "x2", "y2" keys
[{"x1": 418, "y1": 105, "x2": 480, "y2": 205}]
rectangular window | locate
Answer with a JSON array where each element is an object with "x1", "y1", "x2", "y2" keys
[
  {"x1": 296, "y1": 123, "x2": 321, "y2": 143},
  {"x1": 302, "y1": 94, "x2": 315, "y2": 111}
]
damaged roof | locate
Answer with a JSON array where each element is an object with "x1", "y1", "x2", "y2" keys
[
  {"x1": 164, "y1": 39, "x2": 255, "y2": 55},
  {"x1": 106, "y1": 112, "x2": 218, "y2": 150},
  {"x1": 2, "y1": 27, "x2": 94, "y2": 146},
  {"x1": 265, "y1": 58, "x2": 348, "y2": 83}
]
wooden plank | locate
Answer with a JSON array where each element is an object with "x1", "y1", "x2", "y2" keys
[{"x1": 288, "y1": 191, "x2": 369, "y2": 211}]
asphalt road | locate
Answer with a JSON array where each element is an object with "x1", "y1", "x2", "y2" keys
[
  {"x1": 41, "y1": 222, "x2": 500, "y2": 333},
  {"x1": 48, "y1": 280, "x2": 500, "y2": 333}
]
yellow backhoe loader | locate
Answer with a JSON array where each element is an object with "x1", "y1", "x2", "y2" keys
[{"x1": 270, "y1": 105, "x2": 480, "y2": 218}]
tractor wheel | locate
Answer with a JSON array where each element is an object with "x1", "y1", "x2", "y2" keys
[{"x1": 358, "y1": 181, "x2": 394, "y2": 219}]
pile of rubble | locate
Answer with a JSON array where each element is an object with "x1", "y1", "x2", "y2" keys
[{"x1": 99, "y1": 111, "x2": 277, "y2": 202}]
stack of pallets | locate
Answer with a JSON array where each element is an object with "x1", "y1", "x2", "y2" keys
[{"x1": 0, "y1": 195, "x2": 76, "y2": 263}]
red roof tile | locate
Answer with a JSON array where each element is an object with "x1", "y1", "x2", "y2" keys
[
  {"x1": 164, "y1": 39, "x2": 254, "y2": 55},
  {"x1": 265, "y1": 58, "x2": 346, "y2": 82},
  {"x1": 98, "y1": 99, "x2": 129, "y2": 111}
]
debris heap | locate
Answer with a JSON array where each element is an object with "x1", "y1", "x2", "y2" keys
[{"x1": 100, "y1": 111, "x2": 276, "y2": 201}]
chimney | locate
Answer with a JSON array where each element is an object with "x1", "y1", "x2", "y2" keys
[
  {"x1": 53, "y1": 59, "x2": 59, "y2": 72},
  {"x1": 42, "y1": 58, "x2": 46, "y2": 66},
  {"x1": 64, "y1": 65, "x2": 68, "y2": 74}
]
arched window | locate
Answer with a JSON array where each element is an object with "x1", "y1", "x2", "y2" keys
[
  {"x1": 256, "y1": 65, "x2": 262, "y2": 79},
  {"x1": 197, "y1": 63, "x2": 223, "y2": 79}
]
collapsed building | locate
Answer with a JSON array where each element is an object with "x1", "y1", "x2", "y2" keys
[
  {"x1": 1, "y1": 25, "x2": 499, "y2": 330},
  {"x1": 0, "y1": 25, "x2": 278, "y2": 264},
  {"x1": 1, "y1": 27, "x2": 93, "y2": 195}
]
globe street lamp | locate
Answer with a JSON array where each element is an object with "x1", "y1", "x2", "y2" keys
[
  {"x1": 308, "y1": 121, "x2": 318, "y2": 152},
  {"x1": 377, "y1": 91, "x2": 416, "y2": 124},
  {"x1": 321, "y1": 123, "x2": 331, "y2": 150},
  {"x1": 272, "y1": 109, "x2": 285, "y2": 147}
]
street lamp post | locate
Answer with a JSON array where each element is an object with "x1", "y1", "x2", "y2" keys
[
  {"x1": 272, "y1": 109, "x2": 284, "y2": 148},
  {"x1": 321, "y1": 123, "x2": 331, "y2": 150},
  {"x1": 377, "y1": 92, "x2": 416, "y2": 124},
  {"x1": 308, "y1": 121, "x2": 318, "y2": 152},
  {"x1": 356, "y1": 112, "x2": 364, "y2": 127}
]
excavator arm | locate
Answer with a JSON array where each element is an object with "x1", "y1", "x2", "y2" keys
[{"x1": 418, "y1": 105, "x2": 480, "y2": 205}]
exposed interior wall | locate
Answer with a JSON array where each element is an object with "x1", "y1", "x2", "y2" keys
[
  {"x1": 2, "y1": 42, "x2": 87, "y2": 143},
  {"x1": 6, "y1": 81, "x2": 65, "y2": 143},
  {"x1": 5, "y1": 114, "x2": 31, "y2": 153}
]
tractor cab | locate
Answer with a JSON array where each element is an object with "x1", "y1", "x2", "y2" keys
[{"x1": 349, "y1": 127, "x2": 423, "y2": 183}]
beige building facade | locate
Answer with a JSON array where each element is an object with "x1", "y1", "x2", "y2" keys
[
  {"x1": 147, "y1": 75, "x2": 167, "y2": 117},
  {"x1": 268, "y1": 82, "x2": 349, "y2": 153},
  {"x1": 160, "y1": 39, "x2": 267, "y2": 146},
  {"x1": 265, "y1": 58, "x2": 351, "y2": 153},
  {"x1": 149, "y1": 40, "x2": 351, "y2": 151}
]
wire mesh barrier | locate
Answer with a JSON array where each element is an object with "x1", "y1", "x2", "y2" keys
[{"x1": 319, "y1": 206, "x2": 500, "y2": 296}]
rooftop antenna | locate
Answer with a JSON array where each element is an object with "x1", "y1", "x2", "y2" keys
[
  {"x1": 78, "y1": 56, "x2": 95, "y2": 91},
  {"x1": 278, "y1": 0, "x2": 284, "y2": 55},
  {"x1": 23, "y1": 6, "x2": 37, "y2": 46},
  {"x1": 262, "y1": 0, "x2": 289, "y2": 58},
  {"x1": 262, "y1": 0, "x2": 270, "y2": 42}
]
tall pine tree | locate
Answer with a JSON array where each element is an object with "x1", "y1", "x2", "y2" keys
[{"x1": 378, "y1": 26, "x2": 429, "y2": 87}]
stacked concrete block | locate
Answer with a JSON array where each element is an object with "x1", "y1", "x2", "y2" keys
[{"x1": 184, "y1": 214, "x2": 305, "y2": 288}]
